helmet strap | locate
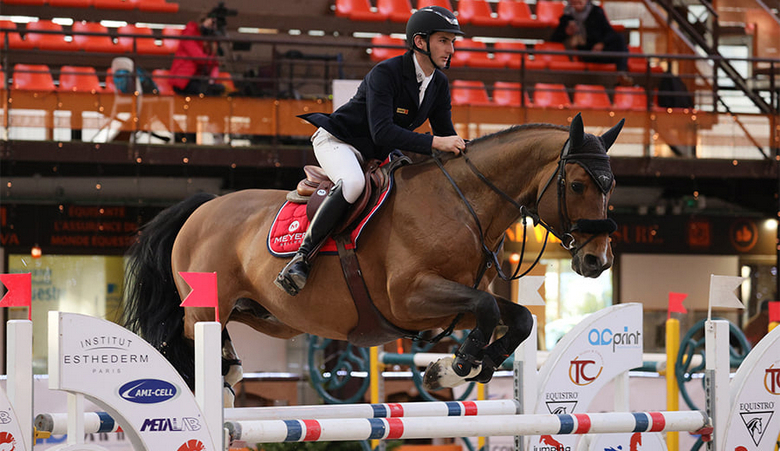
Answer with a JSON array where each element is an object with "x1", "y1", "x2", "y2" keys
[{"x1": 413, "y1": 34, "x2": 448, "y2": 70}]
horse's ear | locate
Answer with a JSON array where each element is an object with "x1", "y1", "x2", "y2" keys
[
  {"x1": 569, "y1": 112, "x2": 584, "y2": 151},
  {"x1": 600, "y1": 118, "x2": 625, "y2": 151}
]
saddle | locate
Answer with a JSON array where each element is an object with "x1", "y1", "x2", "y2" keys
[{"x1": 287, "y1": 158, "x2": 398, "y2": 234}]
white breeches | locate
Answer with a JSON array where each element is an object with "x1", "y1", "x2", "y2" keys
[{"x1": 311, "y1": 127, "x2": 366, "y2": 204}]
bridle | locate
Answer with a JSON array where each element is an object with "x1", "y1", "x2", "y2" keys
[{"x1": 432, "y1": 138, "x2": 617, "y2": 284}]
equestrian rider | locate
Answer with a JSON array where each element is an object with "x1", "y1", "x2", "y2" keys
[{"x1": 275, "y1": 5, "x2": 466, "y2": 296}]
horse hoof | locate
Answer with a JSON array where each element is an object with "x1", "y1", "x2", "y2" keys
[{"x1": 423, "y1": 356, "x2": 482, "y2": 390}]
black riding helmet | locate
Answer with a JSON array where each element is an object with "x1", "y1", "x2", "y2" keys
[{"x1": 405, "y1": 6, "x2": 464, "y2": 69}]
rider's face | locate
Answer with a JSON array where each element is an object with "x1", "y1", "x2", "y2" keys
[{"x1": 426, "y1": 32, "x2": 457, "y2": 68}]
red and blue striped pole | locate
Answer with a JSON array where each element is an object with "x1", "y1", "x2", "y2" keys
[{"x1": 226, "y1": 410, "x2": 711, "y2": 445}]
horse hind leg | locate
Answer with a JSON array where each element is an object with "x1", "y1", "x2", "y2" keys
[
  {"x1": 221, "y1": 329, "x2": 243, "y2": 408},
  {"x1": 467, "y1": 298, "x2": 533, "y2": 384}
]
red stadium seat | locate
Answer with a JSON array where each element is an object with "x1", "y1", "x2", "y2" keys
[
  {"x1": 58, "y1": 66, "x2": 103, "y2": 93},
  {"x1": 534, "y1": 42, "x2": 585, "y2": 71},
  {"x1": 92, "y1": 0, "x2": 134, "y2": 10},
  {"x1": 131, "y1": 0, "x2": 179, "y2": 13},
  {"x1": 535, "y1": 1, "x2": 565, "y2": 27},
  {"x1": 377, "y1": 0, "x2": 412, "y2": 22},
  {"x1": 117, "y1": 24, "x2": 166, "y2": 55},
  {"x1": 493, "y1": 81, "x2": 530, "y2": 107},
  {"x1": 160, "y1": 27, "x2": 183, "y2": 54},
  {"x1": 454, "y1": 39, "x2": 504, "y2": 68},
  {"x1": 494, "y1": 41, "x2": 545, "y2": 70},
  {"x1": 1, "y1": 0, "x2": 45, "y2": 5},
  {"x1": 25, "y1": 20, "x2": 72, "y2": 52},
  {"x1": 457, "y1": 0, "x2": 508, "y2": 27},
  {"x1": 0, "y1": 20, "x2": 34, "y2": 50},
  {"x1": 152, "y1": 69, "x2": 174, "y2": 95},
  {"x1": 48, "y1": 0, "x2": 94, "y2": 7},
  {"x1": 572, "y1": 84, "x2": 611, "y2": 110},
  {"x1": 451, "y1": 80, "x2": 491, "y2": 106},
  {"x1": 335, "y1": 0, "x2": 387, "y2": 21},
  {"x1": 416, "y1": 0, "x2": 454, "y2": 11},
  {"x1": 370, "y1": 35, "x2": 406, "y2": 62},
  {"x1": 533, "y1": 82, "x2": 570, "y2": 109},
  {"x1": 12, "y1": 64, "x2": 56, "y2": 91},
  {"x1": 217, "y1": 71, "x2": 236, "y2": 93},
  {"x1": 613, "y1": 86, "x2": 648, "y2": 111},
  {"x1": 627, "y1": 46, "x2": 665, "y2": 74},
  {"x1": 586, "y1": 62, "x2": 617, "y2": 72},
  {"x1": 497, "y1": 0, "x2": 543, "y2": 28},
  {"x1": 72, "y1": 21, "x2": 117, "y2": 53}
]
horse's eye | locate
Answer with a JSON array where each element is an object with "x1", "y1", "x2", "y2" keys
[{"x1": 571, "y1": 182, "x2": 585, "y2": 193}]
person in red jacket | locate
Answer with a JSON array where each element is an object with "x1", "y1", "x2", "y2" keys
[{"x1": 169, "y1": 14, "x2": 225, "y2": 96}]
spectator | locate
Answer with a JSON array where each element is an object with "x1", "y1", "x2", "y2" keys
[
  {"x1": 550, "y1": 0, "x2": 629, "y2": 74},
  {"x1": 169, "y1": 13, "x2": 225, "y2": 97}
]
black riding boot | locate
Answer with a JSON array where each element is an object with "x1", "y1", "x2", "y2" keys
[{"x1": 275, "y1": 182, "x2": 351, "y2": 296}]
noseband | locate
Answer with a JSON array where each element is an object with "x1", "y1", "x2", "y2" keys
[{"x1": 432, "y1": 138, "x2": 616, "y2": 283}]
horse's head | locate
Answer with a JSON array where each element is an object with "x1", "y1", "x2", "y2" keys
[{"x1": 537, "y1": 113, "x2": 623, "y2": 278}]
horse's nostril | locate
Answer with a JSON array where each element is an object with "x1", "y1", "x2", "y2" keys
[{"x1": 584, "y1": 253, "x2": 601, "y2": 269}]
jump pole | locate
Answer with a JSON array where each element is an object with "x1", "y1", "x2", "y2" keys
[{"x1": 225, "y1": 410, "x2": 710, "y2": 444}]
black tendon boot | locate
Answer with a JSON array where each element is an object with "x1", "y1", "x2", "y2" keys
[{"x1": 275, "y1": 182, "x2": 351, "y2": 296}]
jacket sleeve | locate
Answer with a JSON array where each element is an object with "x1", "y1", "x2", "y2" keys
[
  {"x1": 550, "y1": 14, "x2": 574, "y2": 42},
  {"x1": 179, "y1": 31, "x2": 218, "y2": 70},
  {"x1": 585, "y1": 7, "x2": 616, "y2": 47},
  {"x1": 365, "y1": 63, "x2": 434, "y2": 154}
]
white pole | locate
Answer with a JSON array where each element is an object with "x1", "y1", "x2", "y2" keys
[
  {"x1": 705, "y1": 320, "x2": 730, "y2": 451},
  {"x1": 195, "y1": 321, "x2": 224, "y2": 450},
  {"x1": 7, "y1": 320, "x2": 33, "y2": 451}
]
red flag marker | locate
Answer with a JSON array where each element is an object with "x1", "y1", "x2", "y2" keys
[
  {"x1": 769, "y1": 301, "x2": 780, "y2": 324},
  {"x1": 0, "y1": 273, "x2": 32, "y2": 321},
  {"x1": 668, "y1": 292, "x2": 688, "y2": 320},
  {"x1": 179, "y1": 272, "x2": 219, "y2": 323}
]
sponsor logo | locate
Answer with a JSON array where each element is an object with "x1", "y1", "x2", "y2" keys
[
  {"x1": 533, "y1": 435, "x2": 569, "y2": 451},
  {"x1": 316, "y1": 189, "x2": 327, "y2": 196},
  {"x1": 765, "y1": 364, "x2": 780, "y2": 395},
  {"x1": 0, "y1": 431, "x2": 17, "y2": 449},
  {"x1": 587, "y1": 326, "x2": 641, "y2": 352},
  {"x1": 140, "y1": 417, "x2": 201, "y2": 432},
  {"x1": 739, "y1": 411, "x2": 774, "y2": 447},
  {"x1": 568, "y1": 351, "x2": 603, "y2": 386},
  {"x1": 63, "y1": 335, "x2": 150, "y2": 375},
  {"x1": 544, "y1": 392, "x2": 578, "y2": 414},
  {"x1": 119, "y1": 379, "x2": 178, "y2": 404},
  {"x1": 273, "y1": 232, "x2": 305, "y2": 245},
  {"x1": 288, "y1": 220, "x2": 300, "y2": 233},
  {"x1": 178, "y1": 439, "x2": 206, "y2": 451},
  {"x1": 0, "y1": 411, "x2": 12, "y2": 424},
  {"x1": 545, "y1": 401, "x2": 577, "y2": 414}
]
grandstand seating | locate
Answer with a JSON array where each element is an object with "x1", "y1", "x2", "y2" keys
[
  {"x1": 532, "y1": 83, "x2": 571, "y2": 108},
  {"x1": 58, "y1": 65, "x2": 104, "y2": 93},
  {"x1": 72, "y1": 21, "x2": 117, "y2": 53},
  {"x1": 417, "y1": 0, "x2": 454, "y2": 12},
  {"x1": 494, "y1": 41, "x2": 545, "y2": 70},
  {"x1": 91, "y1": 0, "x2": 135, "y2": 10},
  {"x1": 12, "y1": 64, "x2": 56, "y2": 91},
  {"x1": 572, "y1": 84, "x2": 611, "y2": 110},
  {"x1": 1, "y1": 0, "x2": 45, "y2": 5},
  {"x1": 370, "y1": 35, "x2": 406, "y2": 62},
  {"x1": 457, "y1": 0, "x2": 509, "y2": 27},
  {"x1": 131, "y1": 0, "x2": 179, "y2": 13},
  {"x1": 628, "y1": 46, "x2": 665, "y2": 74},
  {"x1": 25, "y1": 20, "x2": 73, "y2": 52},
  {"x1": 535, "y1": 1, "x2": 565, "y2": 27},
  {"x1": 451, "y1": 80, "x2": 492, "y2": 106},
  {"x1": 492, "y1": 81, "x2": 530, "y2": 107},
  {"x1": 533, "y1": 42, "x2": 586, "y2": 71},
  {"x1": 613, "y1": 86, "x2": 649, "y2": 111},
  {"x1": 160, "y1": 27, "x2": 183, "y2": 54},
  {"x1": 117, "y1": 24, "x2": 167, "y2": 55},
  {"x1": 377, "y1": 0, "x2": 412, "y2": 22},
  {"x1": 152, "y1": 69, "x2": 174, "y2": 95},
  {"x1": 497, "y1": 0, "x2": 544, "y2": 28},
  {"x1": 335, "y1": 0, "x2": 387, "y2": 21},
  {"x1": 453, "y1": 39, "x2": 504, "y2": 68},
  {"x1": 0, "y1": 20, "x2": 34, "y2": 50},
  {"x1": 48, "y1": 0, "x2": 93, "y2": 7}
]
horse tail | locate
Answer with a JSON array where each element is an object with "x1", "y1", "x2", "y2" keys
[{"x1": 123, "y1": 192, "x2": 217, "y2": 389}]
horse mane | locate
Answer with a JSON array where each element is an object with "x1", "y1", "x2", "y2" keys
[{"x1": 467, "y1": 123, "x2": 567, "y2": 148}]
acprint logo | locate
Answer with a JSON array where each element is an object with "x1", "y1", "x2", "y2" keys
[
  {"x1": 119, "y1": 379, "x2": 178, "y2": 404},
  {"x1": 764, "y1": 364, "x2": 780, "y2": 395},
  {"x1": 587, "y1": 327, "x2": 641, "y2": 352},
  {"x1": 288, "y1": 220, "x2": 300, "y2": 233}
]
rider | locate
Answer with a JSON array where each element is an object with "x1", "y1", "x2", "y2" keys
[{"x1": 275, "y1": 5, "x2": 467, "y2": 296}]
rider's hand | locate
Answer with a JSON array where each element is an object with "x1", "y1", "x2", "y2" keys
[{"x1": 432, "y1": 135, "x2": 465, "y2": 156}]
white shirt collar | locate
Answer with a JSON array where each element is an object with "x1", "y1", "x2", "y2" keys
[{"x1": 412, "y1": 53, "x2": 434, "y2": 105}]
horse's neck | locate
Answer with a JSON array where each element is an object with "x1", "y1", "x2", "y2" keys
[{"x1": 451, "y1": 131, "x2": 563, "y2": 245}]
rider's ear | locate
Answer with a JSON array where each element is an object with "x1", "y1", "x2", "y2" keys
[
  {"x1": 569, "y1": 112, "x2": 584, "y2": 150},
  {"x1": 599, "y1": 118, "x2": 625, "y2": 151}
]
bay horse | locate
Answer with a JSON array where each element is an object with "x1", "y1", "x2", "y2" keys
[{"x1": 123, "y1": 113, "x2": 624, "y2": 404}]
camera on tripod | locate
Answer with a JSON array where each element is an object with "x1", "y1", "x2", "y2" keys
[{"x1": 206, "y1": 1, "x2": 237, "y2": 36}]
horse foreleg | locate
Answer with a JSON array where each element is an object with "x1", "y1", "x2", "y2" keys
[
  {"x1": 405, "y1": 278, "x2": 500, "y2": 390},
  {"x1": 221, "y1": 329, "x2": 243, "y2": 408},
  {"x1": 467, "y1": 297, "x2": 533, "y2": 384}
]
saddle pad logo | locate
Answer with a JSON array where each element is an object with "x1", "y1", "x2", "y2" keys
[
  {"x1": 288, "y1": 220, "x2": 300, "y2": 233},
  {"x1": 119, "y1": 379, "x2": 178, "y2": 404}
]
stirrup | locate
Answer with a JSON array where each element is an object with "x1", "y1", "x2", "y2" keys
[{"x1": 274, "y1": 254, "x2": 308, "y2": 296}]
